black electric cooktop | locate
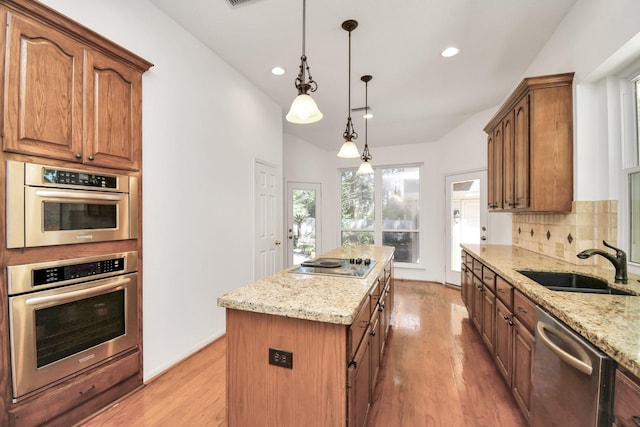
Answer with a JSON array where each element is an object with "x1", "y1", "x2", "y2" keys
[{"x1": 289, "y1": 257, "x2": 376, "y2": 278}]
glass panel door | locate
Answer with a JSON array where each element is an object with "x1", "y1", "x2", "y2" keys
[
  {"x1": 286, "y1": 182, "x2": 321, "y2": 266},
  {"x1": 445, "y1": 171, "x2": 487, "y2": 285}
]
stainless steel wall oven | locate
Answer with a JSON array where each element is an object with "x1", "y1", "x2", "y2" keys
[
  {"x1": 7, "y1": 251, "x2": 139, "y2": 400},
  {"x1": 5, "y1": 160, "x2": 138, "y2": 248}
]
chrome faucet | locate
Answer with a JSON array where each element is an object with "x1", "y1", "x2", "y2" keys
[{"x1": 577, "y1": 240, "x2": 628, "y2": 284}]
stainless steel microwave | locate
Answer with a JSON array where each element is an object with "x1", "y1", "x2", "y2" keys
[{"x1": 6, "y1": 161, "x2": 138, "y2": 248}]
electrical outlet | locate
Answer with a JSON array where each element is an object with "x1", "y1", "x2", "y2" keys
[{"x1": 269, "y1": 348, "x2": 293, "y2": 369}]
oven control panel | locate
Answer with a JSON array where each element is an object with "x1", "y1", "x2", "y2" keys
[
  {"x1": 7, "y1": 251, "x2": 138, "y2": 295},
  {"x1": 43, "y1": 167, "x2": 118, "y2": 189},
  {"x1": 34, "y1": 258, "x2": 125, "y2": 286}
]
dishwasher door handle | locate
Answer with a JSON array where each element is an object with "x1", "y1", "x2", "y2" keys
[{"x1": 536, "y1": 321, "x2": 594, "y2": 376}]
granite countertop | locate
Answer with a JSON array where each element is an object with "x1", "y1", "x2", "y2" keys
[
  {"x1": 462, "y1": 244, "x2": 640, "y2": 377},
  {"x1": 217, "y1": 245, "x2": 395, "y2": 325}
]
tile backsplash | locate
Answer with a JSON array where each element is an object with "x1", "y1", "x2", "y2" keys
[{"x1": 512, "y1": 200, "x2": 617, "y2": 267}]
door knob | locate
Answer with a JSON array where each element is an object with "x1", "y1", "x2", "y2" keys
[{"x1": 275, "y1": 240, "x2": 282, "y2": 246}]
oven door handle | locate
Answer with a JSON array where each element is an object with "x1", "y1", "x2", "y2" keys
[
  {"x1": 536, "y1": 321, "x2": 593, "y2": 376},
  {"x1": 35, "y1": 189, "x2": 123, "y2": 201},
  {"x1": 25, "y1": 278, "x2": 131, "y2": 306}
]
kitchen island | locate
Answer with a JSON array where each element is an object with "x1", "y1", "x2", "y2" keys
[{"x1": 217, "y1": 245, "x2": 395, "y2": 427}]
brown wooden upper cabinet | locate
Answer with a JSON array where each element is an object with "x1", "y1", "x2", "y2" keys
[
  {"x1": 2, "y1": 8, "x2": 150, "y2": 171},
  {"x1": 484, "y1": 73, "x2": 574, "y2": 212}
]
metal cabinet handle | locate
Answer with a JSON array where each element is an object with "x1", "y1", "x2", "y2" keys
[
  {"x1": 370, "y1": 330, "x2": 376, "y2": 336},
  {"x1": 497, "y1": 288, "x2": 507, "y2": 294},
  {"x1": 517, "y1": 306, "x2": 528, "y2": 314},
  {"x1": 75, "y1": 153, "x2": 82, "y2": 159},
  {"x1": 88, "y1": 155, "x2": 95, "y2": 161}
]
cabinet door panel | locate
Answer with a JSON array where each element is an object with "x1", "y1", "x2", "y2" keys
[
  {"x1": 348, "y1": 332, "x2": 371, "y2": 427},
  {"x1": 494, "y1": 299, "x2": 513, "y2": 384},
  {"x1": 502, "y1": 111, "x2": 515, "y2": 208},
  {"x1": 481, "y1": 288, "x2": 496, "y2": 354},
  {"x1": 85, "y1": 49, "x2": 142, "y2": 171},
  {"x1": 3, "y1": 12, "x2": 83, "y2": 161},
  {"x1": 513, "y1": 96, "x2": 530, "y2": 209},
  {"x1": 512, "y1": 317, "x2": 534, "y2": 422}
]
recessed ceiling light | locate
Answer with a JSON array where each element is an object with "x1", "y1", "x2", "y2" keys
[
  {"x1": 441, "y1": 47, "x2": 459, "y2": 58},
  {"x1": 271, "y1": 66, "x2": 285, "y2": 76}
]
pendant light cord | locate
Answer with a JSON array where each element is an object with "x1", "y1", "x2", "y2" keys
[{"x1": 302, "y1": 0, "x2": 306, "y2": 56}]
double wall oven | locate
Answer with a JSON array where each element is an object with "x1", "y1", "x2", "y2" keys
[{"x1": 3, "y1": 161, "x2": 141, "y2": 401}]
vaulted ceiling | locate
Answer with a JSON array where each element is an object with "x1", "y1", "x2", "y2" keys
[{"x1": 149, "y1": 0, "x2": 578, "y2": 152}]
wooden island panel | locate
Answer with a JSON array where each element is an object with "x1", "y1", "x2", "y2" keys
[{"x1": 226, "y1": 309, "x2": 347, "y2": 427}]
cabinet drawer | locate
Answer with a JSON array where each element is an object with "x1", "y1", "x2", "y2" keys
[
  {"x1": 348, "y1": 296, "x2": 371, "y2": 362},
  {"x1": 482, "y1": 266, "x2": 496, "y2": 292},
  {"x1": 472, "y1": 258, "x2": 483, "y2": 278},
  {"x1": 514, "y1": 290, "x2": 536, "y2": 333},
  {"x1": 614, "y1": 369, "x2": 640, "y2": 427},
  {"x1": 10, "y1": 350, "x2": 140, "y2": 427},
  {"x1": 495, "y1": 276, "x2": 513, "y2": 309}
]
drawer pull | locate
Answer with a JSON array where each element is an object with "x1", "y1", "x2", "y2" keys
[
  {"x1": 497, "y1": 289, "x2": 507, "y2": 294},
  {"x1": 79, "y1": 385, "x2": 96, "y2": 396},
  {"x1": 517, "y1": 306, "x2": 528, "y2": 314}
]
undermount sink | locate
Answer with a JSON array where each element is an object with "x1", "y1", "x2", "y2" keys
[{"x1": 517, "y1": 270, "x2": 634, "y2": 296}]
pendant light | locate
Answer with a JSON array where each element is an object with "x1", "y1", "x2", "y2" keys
[
  {"x1": 337, "y1": 19, "x2": 360, "y2": 158},
  {"x1": 357, "y1": 75, "x2": 374, "y2": 174},
  {"x1": 286, "y1": 0, "x2": 323, "y2": 124}
]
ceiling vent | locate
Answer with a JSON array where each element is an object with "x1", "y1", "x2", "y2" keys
[{"x1": 227, "y1": 0, "x2": 255, "y2": 6}]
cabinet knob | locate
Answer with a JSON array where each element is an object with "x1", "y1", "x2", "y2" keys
[
  {"x1": 88, "y1": 155, "x2": 95, "y2": 161},
  {"x1": 75, "y1": 153, "x2": 82, "y2": 159}
]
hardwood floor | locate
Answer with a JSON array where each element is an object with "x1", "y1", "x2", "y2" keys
[{"x1": 79, "y1": 281, "x2": 526, "y2": 427}]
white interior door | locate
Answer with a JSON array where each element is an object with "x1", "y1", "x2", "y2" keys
[
  {"x1": 445, "y1": 170, "x2": 487, "y2": 285},
  {"x1": 286, "y1": 182, "x2": 322, "y2": 267},
  {"x1": 255, "y1": 160, "x2": 282, "y2": 280}
]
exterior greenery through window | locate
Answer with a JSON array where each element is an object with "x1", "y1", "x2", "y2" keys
[{"x1": 341, "y1": 166, "x2": 420, "y2": 263}]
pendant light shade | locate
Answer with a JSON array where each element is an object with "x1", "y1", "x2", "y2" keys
[
  {"x1": 286, "y1": 0, "x2": 323, "y2": 124},
  {"x1": 337, "y1": 19, "x2": 359, "y2": 158},
  {"x1": 357, "y1": 75, "x2": 373, "y2": 174},
  {"x1": 286, "y1": 93, "x2": 322, "y2": 123}
]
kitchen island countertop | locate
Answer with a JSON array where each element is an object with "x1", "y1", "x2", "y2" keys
[
  {"x1": 217, "y1": 245, "x2": 395, "y2": 325},
  {"x1": 463, "y1": 244, "x2": 640, "y2": 377}
]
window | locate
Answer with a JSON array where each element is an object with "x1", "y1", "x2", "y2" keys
[
  {"x1": 340, "y1": 166, "x2": 421, "y2": 263},
  {"x1": 629, "y1": 77, "x2": 640, "y2": 264}
]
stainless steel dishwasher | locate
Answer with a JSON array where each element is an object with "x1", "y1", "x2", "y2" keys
[{"x1": 532, "y1": 306, "x2": 615, "y2": 427}]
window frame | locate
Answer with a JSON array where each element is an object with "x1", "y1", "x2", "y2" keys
[
  {"x1": 619, "y1": 67, "x2": 640, "y2": 274},
  {"x1": 339, "y1": 163, "x2": 422, "y2": 266}
]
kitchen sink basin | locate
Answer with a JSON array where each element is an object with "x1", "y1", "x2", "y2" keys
[{"x1": 517, "y1": 270, "x2": 634, "y2": 295}]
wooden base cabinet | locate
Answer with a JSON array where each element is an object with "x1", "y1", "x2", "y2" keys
[
  {"x1": 461, "y1": 256, "x2": 535, "y2": 425},
  {"x1": 613, "y1": 368, "x2": 640, "y2": 427},
  {"x1": 512, "y1": 316, "x2": 535, "y2": 422}
]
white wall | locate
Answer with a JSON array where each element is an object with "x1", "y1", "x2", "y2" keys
[{"x1": 39, "y1": 0, "x2": 283, "y2": 380}]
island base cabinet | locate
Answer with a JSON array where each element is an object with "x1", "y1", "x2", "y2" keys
[{"x1": 226, "y1": 309, "x2": 347, "y2": 427}]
